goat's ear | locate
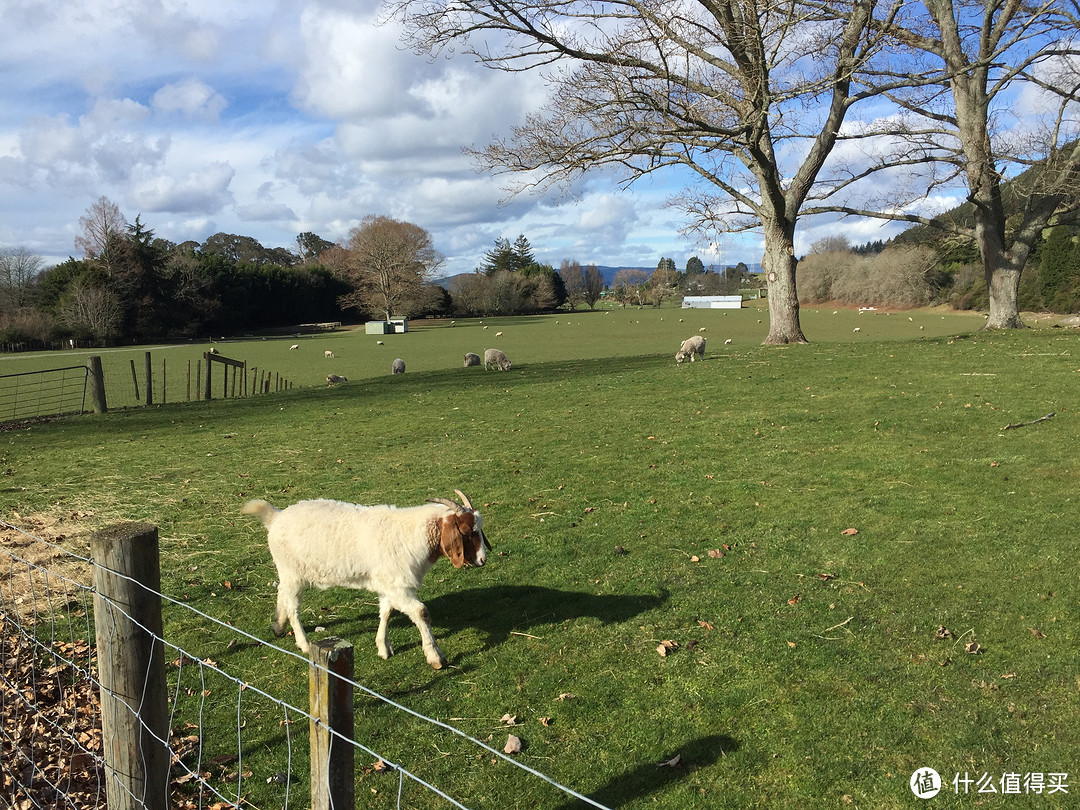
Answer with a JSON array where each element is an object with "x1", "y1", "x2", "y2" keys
[{"x1": 440, "y1": 515, "x2": 466, "y2": 569}]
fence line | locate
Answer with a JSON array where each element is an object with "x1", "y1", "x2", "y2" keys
[{"x1": 0, "y1": 519, "x2": 611, "y2": 810}]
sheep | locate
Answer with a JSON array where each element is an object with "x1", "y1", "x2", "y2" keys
[
  {"x1": 484, "y1": 347, "x2": 512, "y2": 371},
  {"x1": 853, "y1": 327, "x2": 861, "y2": 333},
  {"x1": 724, "y1": 338, "x2": 733, "y2": 345},
  {"x1": 326, "y1": 374, "x2": 348, "y2": 386},
  {"x1": 376, "y1": 340, "x2": 384, "y2": 346},
  {"x1": 463, "y1": 352, "x2": 481, "y2": 367},
  {"x1": 495, "y1": 331, "x2": 503, "y2": 337},
  {"x1": 289, "y1": 344, "x2": 299, "y2": 350},
  {"x1": 675, "y1": 335, "x2": 706, "y2": 363},
  {"x1": 208, "y1": 347, "x2": 219, "y2": 355},
  {"x1": 241, "y1": 490, "x2": 489, "y2": 668},
  {"x1": 324, "y1": 350, "x2": 335, "y2": 358},
  {"x1": 392, "y1": 358, "x2": 406, "y2": 374}
]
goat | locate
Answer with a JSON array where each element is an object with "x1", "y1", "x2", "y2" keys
[
  {"x1": 241, "y1": 490, "x2": 489, "y2": 668},
  {"x1": 324, "y1": 350, "x2": 335, "y2": 358},
  {"x1": 675, "y1": 335, "x2": 706, "y2": 363},
  {"x1": 326, "y1": 374, "x2": 347, "y2": 386},
  {"x1": 392, "y1": 358, "x2": 406, "y2": 374},
  {"x1": 484, "y1": 347, "x2": 512, "y2": 371},
  {"x1": 463, "y1": 352, "x2": 481, "y2": 367}
]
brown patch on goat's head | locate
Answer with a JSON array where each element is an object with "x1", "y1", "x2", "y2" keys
[{"x1": 437, "y1": 512, "x2": 486, "y2": 569}]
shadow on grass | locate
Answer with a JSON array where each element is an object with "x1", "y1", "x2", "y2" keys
[
  {"x1": 427, "y1": 584, "x2": 669, "y2": 648},
  {"x1": 551, "y1": 734, "x2": 739, "y2": 809}
]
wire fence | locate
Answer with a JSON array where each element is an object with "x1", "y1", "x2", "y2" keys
[{"x1": 0, "y1": 518, "x2": 609, "y2": 810}]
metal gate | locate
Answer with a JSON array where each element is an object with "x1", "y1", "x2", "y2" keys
[{"x1": 0, "y1": 366, "x2": 90, "y2": 422}]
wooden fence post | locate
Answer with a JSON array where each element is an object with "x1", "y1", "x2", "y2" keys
[
  {"x1": 87, "y1": 356, "x2": 108, "y2": 414},
  {"x1": 130, "y1": 360, "x2": 140, "y2": 401},
  {"x1": 310, "y1": 638, "x2": 355, "y2": 810},
  {"x1": 91, "y1": 523, "x2": 170, "y2": 810},
  {"x1": 203, "y1": 353, "x2": 212, "y2": 401},
  {"x1": 144, "y1": 352, "x2": 153, "y2": 406}
]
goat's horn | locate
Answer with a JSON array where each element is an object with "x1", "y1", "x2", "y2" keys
[
  {"x1": 427, "y1": 497, "x2": 465, "y2": 514},
  {"x1": 454, "y1": 489, "x2": 475, "y2": 511}
]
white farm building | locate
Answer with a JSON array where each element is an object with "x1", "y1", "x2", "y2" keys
[{"x1": 681, "y1": 295, "x2": 743, "y2": 309}]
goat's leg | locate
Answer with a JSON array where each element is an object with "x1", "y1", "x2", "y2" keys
[
  {"x1": 396, "y1": 595, "x2": 447, "y2": 669},
  {"x1": 274, "y1": 576, "x2": 310, "y2": 654},
  {"x1": 376, "y1": 597, "x2": 395, "y2": 660}
]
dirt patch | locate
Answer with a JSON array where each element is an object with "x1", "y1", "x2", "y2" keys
[{"x1": 0, "y1": 510, "x2": 97, "y2": 623}]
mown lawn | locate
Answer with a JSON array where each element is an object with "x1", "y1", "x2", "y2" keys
[{"x1": 3, "y1": 306, "x2": 1079, "y2": 808}]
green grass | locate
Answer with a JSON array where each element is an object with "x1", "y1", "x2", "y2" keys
[{"x1": 4, "y1": 305, "x2": 1080, "y2": 808}]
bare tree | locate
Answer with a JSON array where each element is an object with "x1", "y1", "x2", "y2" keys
[
  {"x1": 647, "y1": 265, "x2": 680, "y2": 307},
  {"x1": 0, "y1": 246, "x2": 44, "y2": 312},
  {"x1": 58, "y1": 280, "x2": 123, "y2": 343},
  {"x1": 334, "y1": 216, "x2": 443, "y2": 321},
  {"x1": 817, "y1": 0, "x2": 1080, "y2": 328},
  {"x1": 583, "y1": 264, "x2": 605, "y2": 309},
  {"x1": 392, "y1": 0, "x2": 895, "y2": 343},
  {"x1": 808, "y1": 235, "x2": 852, "y2": 255},
  {"x1": 560, "y1": 260, "x2": 585, "y2": 310},
  {"x1": 75, "y1": 196, "x2": 129, "y2": 278},
  {"x1": 611, "y1": 268, "x2": 648, "y2": 308}
]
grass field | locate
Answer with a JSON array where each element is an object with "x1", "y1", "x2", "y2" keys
[{"x1": 3, "y1": 302, "x2": 1079, "y2": 808}]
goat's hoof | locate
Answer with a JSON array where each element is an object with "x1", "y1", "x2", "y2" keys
[
  {"x1": 430, "y1": 658, "x2": 446, "y2": 670},
  {"x1": 271, "y1": 623, "x2": 286, "y2": 638}
]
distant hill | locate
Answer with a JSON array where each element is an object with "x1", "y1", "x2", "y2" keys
[{"x1": 436, "y1": 262, "x2": 762, "y2": 288}]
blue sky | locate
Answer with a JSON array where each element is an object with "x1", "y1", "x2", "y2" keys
[{"x1": 0, "y1": 0, "x2": 927, "y2": 276}]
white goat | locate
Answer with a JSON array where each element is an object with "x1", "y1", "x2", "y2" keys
[
  {"x1": 392, "y1": 358, "x2": 406, "y2": 374},
  {"x1": 675, "y1": 335, "x2": 706, "y2": 363},
  {"x1": 241, "y1": 490, "x2": 489, "y2": 668},
  {"x1": 463, "y1": 352, "x2": 481, "y2": 367},
  {"x1": 484, "y1": 348, "x2": 512, "y2": 371}
]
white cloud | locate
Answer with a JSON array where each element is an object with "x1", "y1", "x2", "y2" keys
[
  {"x1": 132, "y1": 161, "x2": 235, "y2": 213},
  {"x1": 152, "y1": 79, "x2": 228, "y2": 122}
]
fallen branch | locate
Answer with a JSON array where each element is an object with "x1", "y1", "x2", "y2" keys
[{"x1": 1001, "y1": 412, "x2": 1055, "y2": 431}]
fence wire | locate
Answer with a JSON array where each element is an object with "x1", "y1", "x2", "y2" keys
[{"x1": 0, "y1": 520, "x2": 610, "y2": 810}]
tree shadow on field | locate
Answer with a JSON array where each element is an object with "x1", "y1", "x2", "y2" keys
[
  {"x1": 552, "y1": 734, "x2": 739, "y2": 809},
  {"x1": 427, "y1": 585, "x2": 668, "y2": 649}
]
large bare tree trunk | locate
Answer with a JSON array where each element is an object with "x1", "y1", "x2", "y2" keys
[
  {"x1": 972, "y1": 209, "x2": 1028, "y2": 330},
  {"x1": 762, "y1": 223, "x2": 807, "y2": 344}
]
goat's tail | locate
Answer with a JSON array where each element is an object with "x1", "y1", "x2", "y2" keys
[{"x1": 241, "y1": 499, "x2": 280, "y2": 527}]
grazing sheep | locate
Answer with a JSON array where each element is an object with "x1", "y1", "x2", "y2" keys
[
  {"x1": 289, "y1": 344, "x2": 299, "y2": 350},
  {"x1": 377, "y1": 340, "x2": 384, "y2": 346},
  {"x1": 326, "y1": 374, "x2": 348, "y2": 386},
  {"x1": 699, "y1": 327, "x2": 706, "y2": 332},
  {"x1": 853, "y1": 327, "x2": 861, "y2": 333},
  {"x1": 241, "y1": 490, "x2": 489, "y2": 667},
  {"x1": 484, "y1": 348, "x2": 512, "y2": 371},
  {"x1": 463, "y1": 352, "x2": 481, "y2": 367},
  {"x1": 495, "y1": 331, "x2": 503, "y2": 337},
  {"x1": 208, "y1": 347, "x2": 219, "y2": 355},
  {"x1": 392, "y1": 358, "x2": 406, "y2": 374},
  {"x1": 324, "y1": 350, "x2": 335, "y2": 358},
  {"x1": 724, "y1": 338, "x2": 732, "y2": 345},
  {"x1": 675, "y1": 335, "x2": 706, "y2": 363}
]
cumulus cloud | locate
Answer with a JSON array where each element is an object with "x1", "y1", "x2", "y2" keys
[
  {"x1": 132, "y1": 161, "x2": 235, "y2": 213},
  {"x1": 152, "y1": 79, "x2": 228, "y2": 122}
]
